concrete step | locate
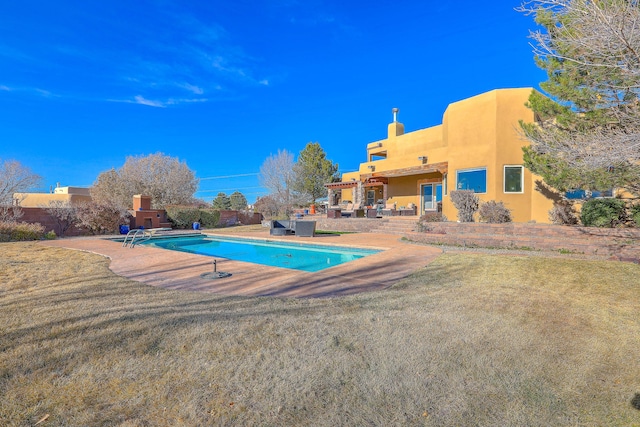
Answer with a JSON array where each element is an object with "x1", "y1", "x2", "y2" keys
[{"x1": 370, "y1": 222, "x2": 418, "y2": 234}]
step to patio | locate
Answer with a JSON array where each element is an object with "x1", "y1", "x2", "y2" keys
[{"x1": 370, "y1": 221, "x2": 418, "y2": 235}]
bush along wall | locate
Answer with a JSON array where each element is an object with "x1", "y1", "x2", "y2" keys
[
  {"x1": 199, "y1": 209, "x2": 220, "y2": 228},
  {"x1": 0, "y1": 221, "x2": 46, "y2": 242},
  {"x1": 450, "y1": 190, "x2": 479, "y2": 222},
  {"x1": 580, "y1": 198, "x2": 627, "y2": 228},
  {"x1": 631, "y1": 204, "x2": 640, "y2": 227},
  {"x1": 165, "y1": 206, "x2": 221, "y2": 229},
  {"x1": 478, "y1": 200, "x2": 512, "y2": 223}
]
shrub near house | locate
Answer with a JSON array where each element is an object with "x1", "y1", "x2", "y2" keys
[
  {"x1": 580, "y1": 198, "x2": 628, "y2": 228},
  {"x1": 478, "y1": 200, "x2": 512, "y2": 224},
  {"x1": 450, "y1": 190, "x2": 479, "y2": 222}
]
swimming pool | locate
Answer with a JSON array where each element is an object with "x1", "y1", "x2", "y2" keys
[{"x1": 142, "y1": 235, "x2": 380, "y2": 272}]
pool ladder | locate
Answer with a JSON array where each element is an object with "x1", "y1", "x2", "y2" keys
[{"x1": 122, "y1": 229, "x2": 152, "y2": 248}]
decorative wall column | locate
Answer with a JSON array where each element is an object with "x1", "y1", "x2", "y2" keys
[
  {"x1": 357, "y1": 181, "x2": 364, "y2": 207},
  {"x1": 327, "y1": 188, "x2": 334, "y2": 207}
]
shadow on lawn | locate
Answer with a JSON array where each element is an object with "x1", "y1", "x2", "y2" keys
[{"x1": 632, "y1": 393, "x2": 640, "y2": 410}]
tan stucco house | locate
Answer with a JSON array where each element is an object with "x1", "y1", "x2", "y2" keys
[
  {"x1": 14, "y1": 186, "x2": 92, "y2": 207},
  {"x1": 326, "y1": 88, "x2": 556, "y2": 223}
]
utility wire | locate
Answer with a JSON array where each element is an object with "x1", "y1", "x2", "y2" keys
[{"x1": 199, "y1": 173, "x2": 259, "y2": 180}]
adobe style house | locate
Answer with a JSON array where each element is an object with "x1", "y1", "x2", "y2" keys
[
  {"x1": 14, "y1": 186, "x2": 92, "y2": 207},
  {"x1": 326, "y1": 88, "x2": 556, "y2": 223}
]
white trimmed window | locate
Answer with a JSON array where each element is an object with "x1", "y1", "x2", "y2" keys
[
  {"x1": 456, "y1": 168, "x2": 487, "y2": 193},
  {"x1": 504, "y1": 165, "x2": 524, "y2": 193}
]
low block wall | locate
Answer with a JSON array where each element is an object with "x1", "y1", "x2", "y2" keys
[
  {"x1": 10, "y1": 207, "x2": 84, "y2": 236},
  {"x1": 314, "y1": 217, "x2": 639, "y2": 262},
  {"x1": 218, "y1": 211, "x2": 263, "y2": 227},
  {"x1": 407, "y1": 222, "x2": 640, "y2": 262}
]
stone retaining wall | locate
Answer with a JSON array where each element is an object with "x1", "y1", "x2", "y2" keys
[
  {"x1": 411, "y1": 223, "x2": 640, "y2": 262},
  {"x1": 315, "y1": 217, "x2": 640, "y2": 263},
  {"x1": 314, "y1": 217, "x2": 393, "y2": 233}
]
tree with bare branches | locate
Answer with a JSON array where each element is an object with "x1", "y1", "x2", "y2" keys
[
  {"x1": 45, "y1": 200, "x2": 78, "y2": 237},
  {"x1": 259, "y1": 149, "x2": 300, "y2": 216},
  {"x1": 518, "y1": 0, "x2": 640, "y2": 195},
  {"x1": 91, "y1": 153, "x2": 199, "y2": 209},
  {"x1": 76, "y1": 201, "x2": 130, "y2": 235},
  {"x1": 0, "y1": 159, "x2": 41, "y2": 205}
]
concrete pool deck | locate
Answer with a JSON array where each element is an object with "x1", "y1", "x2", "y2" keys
[{"x1": 41, "y1": 231, "x2": 443, "y2": 298}]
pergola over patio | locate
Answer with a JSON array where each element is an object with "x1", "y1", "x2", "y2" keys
[
  {"x1": 324, "y1": 180, "x2": 363, "y2": 207},
  {"x1": 325, "y1": 161, "x2": 448, "y2": 207},
  {"x1": 360, "y1": 161, "x2": 448, "y2": 181},
  {"x1": 361, "y1": 161, "x2": 448, "y2": 201}
]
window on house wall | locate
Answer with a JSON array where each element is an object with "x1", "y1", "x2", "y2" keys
[
  {"x1": 366, "y1": 190, "x2": 375, "y2": 206},
  {"x1": 504, "y1": 165, "x2": 523, "y2": 193},
  {"x1": 456, "y1": 168, "x2": 487, "y2": 193},
  {"x1": 369, "y1": 151, "x2": 387, "y2": 162}
]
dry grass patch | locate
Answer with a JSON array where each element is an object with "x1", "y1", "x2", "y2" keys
[{"x1": 1, "y1": 242, "x2": 639, "y2": 426}]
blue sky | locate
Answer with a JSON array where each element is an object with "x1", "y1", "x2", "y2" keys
[{"x1": 1, "y1": 1, "x2": 546, "y2": 203}]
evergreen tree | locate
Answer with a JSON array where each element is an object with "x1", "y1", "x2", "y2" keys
[
  {"x1": 292, "y1": 142, "x2": 339, "y2": 204},
  {"x1": 519, "y1": 0, "x2": 640, "y2": 195},
  {"x1": 211, "y1": 192, "x2": 231, "y2": 210},
  {"x1": 229, "y1": 191, "x2": 248, "y2": 211}
]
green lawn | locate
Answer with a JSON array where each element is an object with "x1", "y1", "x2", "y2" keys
[{"x1": 1, "y1": 242, "x2": 639, "y2": 426}]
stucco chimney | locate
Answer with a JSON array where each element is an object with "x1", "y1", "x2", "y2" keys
[{"x1": 388, "y1": 107, "x2": 404, "y2": 137}]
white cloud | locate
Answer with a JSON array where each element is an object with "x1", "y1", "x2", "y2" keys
[
  {"x1": 168, "y1": 98, "x2": 209, "y2": 105},
  {"x1": 134, "y1": 95, "x2": 166, "y2": 108},
  {"x1": 0, "y1": 84, "x2": 56, "y2": 97},
  {"x1": 34, "y1": 88, "x2": 54, "y2": 97},
  {"x1": 109, "y1": 95, "x2": 209, "y2": 107},
  {"x1": 259, "y1": 79, "x2": 269, "y2": 86},
  {"x1": 178, "y1": 83, "x2": 205, "y2": 94}
]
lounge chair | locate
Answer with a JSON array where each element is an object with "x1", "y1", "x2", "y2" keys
[
  {"x1": 341, "y1": 202, "x2": 364, "y2": 218},
  {"x1": 399, "y1": 203, "x2": 417, "y2": 216},
  {"x1": 381, "y1": 202, "x2": 398, "y2": 216}
]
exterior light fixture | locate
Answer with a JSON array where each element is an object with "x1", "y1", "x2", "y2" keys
[
  {"x1": 367, "y1": 165, "x2": 375, "y2": 171},
  {"x1": 418, "y1": 156, "x2": 428, "y2": 163}
]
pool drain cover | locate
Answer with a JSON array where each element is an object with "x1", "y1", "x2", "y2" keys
[{"x1": 200, "y1": 271, "x2": 232, "y2": 279}]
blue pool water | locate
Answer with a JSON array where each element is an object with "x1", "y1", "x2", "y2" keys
[{"x1": 142, "y1": 236, "x2": 380, "y2": 272}]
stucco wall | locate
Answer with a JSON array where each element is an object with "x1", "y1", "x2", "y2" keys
[
  {"x1": 338, "y1": 88, "x2": 556, "y2": 223},
  {"x1": 14, "y1": 193, "x2": 92, "y2": 208}
]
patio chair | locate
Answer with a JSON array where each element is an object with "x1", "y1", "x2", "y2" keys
[
  {"x1": 381, "y1": 201, "x2": 397, "y2": 216},
  {"x1": 341, "y1": 202, "x2": 364, "y2": 218}
]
